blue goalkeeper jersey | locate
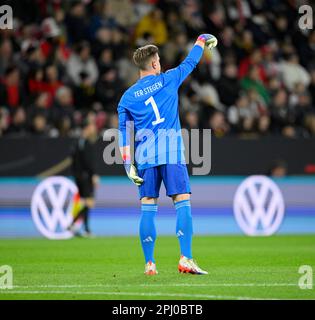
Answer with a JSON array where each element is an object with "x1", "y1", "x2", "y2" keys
[{"x1": 118, "y1": 44, "x2": 203, "y2": 170}]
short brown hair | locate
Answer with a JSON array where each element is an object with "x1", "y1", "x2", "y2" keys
[{"x1": 133, "y1": 45, "x2": 159, "y2": 70}]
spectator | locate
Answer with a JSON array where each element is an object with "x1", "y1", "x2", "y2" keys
[
  {"x1": 65, "y1": 1, "x2": 88, "y2": 44},
  {"x1": 0, "y1": 39, "x2": 13, "y2": 76},
  {"x1": 294, "y1": 92, "x2": 314, "y2": 127},
  {"x1": 281, "y1": 125, "x2": 299, "y2": 139},
  {"x1": 203, "y1": 5, "x2": 225, "y2": 37},
  {"x1": 240, "y1": 117, "x2": 256, "y2": 137},
  {"x1": 181, "y1": 0, "x2": 205, "y2": 37},
  {"x1": 92, "y1": 27, "x2": 112, "y2": 59},
  {"x1": 247, "y1": 88, "x2": 267, "y2": 117},
  {"x1": 228, "y1": 94, "x2": 255, "y2": 133},
  {"x1": 238, "y1": 48, "x2": 267, "y2": 83},
  {"x1": 166, "y1": 11, "x2": 187, "y2": 38},
  {"x1": 88, "y1": 1, "x2": 116, "y2": 40},
  {"x1": 269, "y1": 160, "x2": 288, "y2": 177},
  {"x1": 100, "y1": 0, "x2": 136, "y2": 29},
  {"x1": 163, "y1": 33, "x2": 188, "y2": 67},
  {"x1": 43, "y1": 64, "x2": 63, "y2": 102},
  {"x1": 40, "y1": 17, "x2": 69, "y2": 64},
  {"x1": 98, "y1": 48, "x2": 114, "y2": 75},
  {"x1": 207, "y1": 111, "x2": 229, "y2": 138},
  {"x1": 183, "y1": 111, "x2": 199, "y2": 129},
  {"x1": 30, "y1": 114, "x2": 48, "y2": 136},
  {"x1": 298, "y1": 30, "x2": 315, "y2": 69},
  {"x1": 96, "y1": 68, "x2": 124, "y2": 113},
  {"x1": 5, "y1": 107, "x2": 28, "y2": 137},
  {"x1": 116, "y1": 48, "x2": 139, "y2": 87},
  {"x1": 29, "y1": 92, "x2": 51, "y2": 121},
  {"x1": 0, "y1": 108, "x2": 9, "y2": 137},
  {"x1": 268, "y1": 76, "x2": 282, "y2": 97},
  {"x1": 241, "y1": 65, "x2": 270, "y2": 105},
  {"x1": 257, "y1": 115, "x2": 271, "y2": 137},
  {"x1": 217, "y1": 62, "x2": 241, "y2": 107},
  {"x1": 66, "y1": 41, "x2": 99, "y2": 87},
  {"x1": 235, "y1": 30, "x2": 255, "y2": 60},
  {"x1": 52, "y1": 86, "x2": 75, "y2": 131},
  {"x1": 261, "y1": 44, "x2": 280, "y2": 79},
  {"x1": 273, "y1": 15, "x2": 289, "y2": 44},
  {"x1": 18, "y1": 42, "x2": 45, "y2": 78},
  {"x1": 305, "y1": 114, "x2": 315, "y2": 137},
  {"x1": 0, "y1": 66, "x2": 24, "y2": 109},
  {"x1": 135, "y1": 8, "x2": 168, "y2": 46},
  {"x1": 218, "y1": 26, "x2": 237, "y2": 60},
  {"x1": 27, "y1": 67, "x2": 45, "y2": 97},
  {"x1": 270, "y1": 89, "x2": 295, "y2": 134},
  {"x1": 280, "y1": 53, "x2": 311, "y2": 91},
  {"x1": 57, "y1": 116, "x2": 73, "y2": 137},
  {"x1": 111, "y1": 28, "x2": 127, "y2": 60}
]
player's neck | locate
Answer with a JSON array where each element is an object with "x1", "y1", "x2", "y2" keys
[{"x1": 139, "y1": 70, "x2": 157, "y2": 79}]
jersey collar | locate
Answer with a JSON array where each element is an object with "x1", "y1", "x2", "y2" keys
[{"x1": 138, "y1": 74, "x2": 157, "y2": 83}]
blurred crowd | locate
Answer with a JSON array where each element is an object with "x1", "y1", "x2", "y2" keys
[{"x1": 0, "y1": 0, "x2": 314, "y2": 139}]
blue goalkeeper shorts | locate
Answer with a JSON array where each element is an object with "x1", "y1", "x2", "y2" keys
[{"x1": 137, "y1": 164, "x2": 191, "y2": 199}]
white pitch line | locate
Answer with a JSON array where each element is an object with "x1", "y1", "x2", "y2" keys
[
  {"x1": 0, "y1": 290, "x2": 278, "y2": 300},
  {"x1": 140, "y1": 283, "x2": 298, "y2": 287},
  {"x1": 12, "y1": 283, "x2": 298, "y2": 289},
  {"x1": 141, "y1": 283, "x2": 297, "y2": 288}
]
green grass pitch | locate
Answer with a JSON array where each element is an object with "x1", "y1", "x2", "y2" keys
[{"x1": 0, "y1": 235, "x2": 314, "y2": 300}]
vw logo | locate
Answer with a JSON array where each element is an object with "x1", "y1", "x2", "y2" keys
[
  {"x1": 31, "y1": 176, "x2": 77, "y2": 239},
  {"x1": 233, "y1": 175, "x2": 285, "y2": 236}
]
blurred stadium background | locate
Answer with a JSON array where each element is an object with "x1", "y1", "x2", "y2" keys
[{"x1": 0, "y1": 0, "x2": 315, "y2": 239}]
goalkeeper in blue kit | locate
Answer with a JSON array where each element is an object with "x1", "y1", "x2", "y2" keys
[{"x1": 118, "y1": 34, "x2": 217, "y2": 275}]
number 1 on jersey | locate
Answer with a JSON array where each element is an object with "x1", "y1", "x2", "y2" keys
[{"x1": 145, "y1": 96, "x2": 165, "y2": 126}]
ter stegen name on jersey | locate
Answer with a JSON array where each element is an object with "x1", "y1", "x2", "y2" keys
[{"x1": 134, "y1": 81, "x2": 163, "y2": 97}]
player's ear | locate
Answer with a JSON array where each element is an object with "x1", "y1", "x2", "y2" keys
[{"x1": 151, "y1": 59, "x2": 157, "y2": 70}]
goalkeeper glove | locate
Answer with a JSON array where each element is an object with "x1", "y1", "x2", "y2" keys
[
  {"x1": 124, "y1": 163, "x2": 144, "y2": 186},
  {"x1": 197, "y1": 34, "x2": 218, "y2": 50}
]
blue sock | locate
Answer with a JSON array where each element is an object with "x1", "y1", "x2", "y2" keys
[
  {"x1": 139, "y1": 204, "x2": 157, "y2": 263},
  {"x1": 175, "y1": 200, "x2": 193, "y2": 259}
]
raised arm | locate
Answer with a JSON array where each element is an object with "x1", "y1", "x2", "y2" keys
[{"x1": 165, "y1": 34, "x2": 218, "y2": 88}]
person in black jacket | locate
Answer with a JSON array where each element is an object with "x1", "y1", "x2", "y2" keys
[{"x1": 68, "y1": 118, "x2": 99, "y2": 237}]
